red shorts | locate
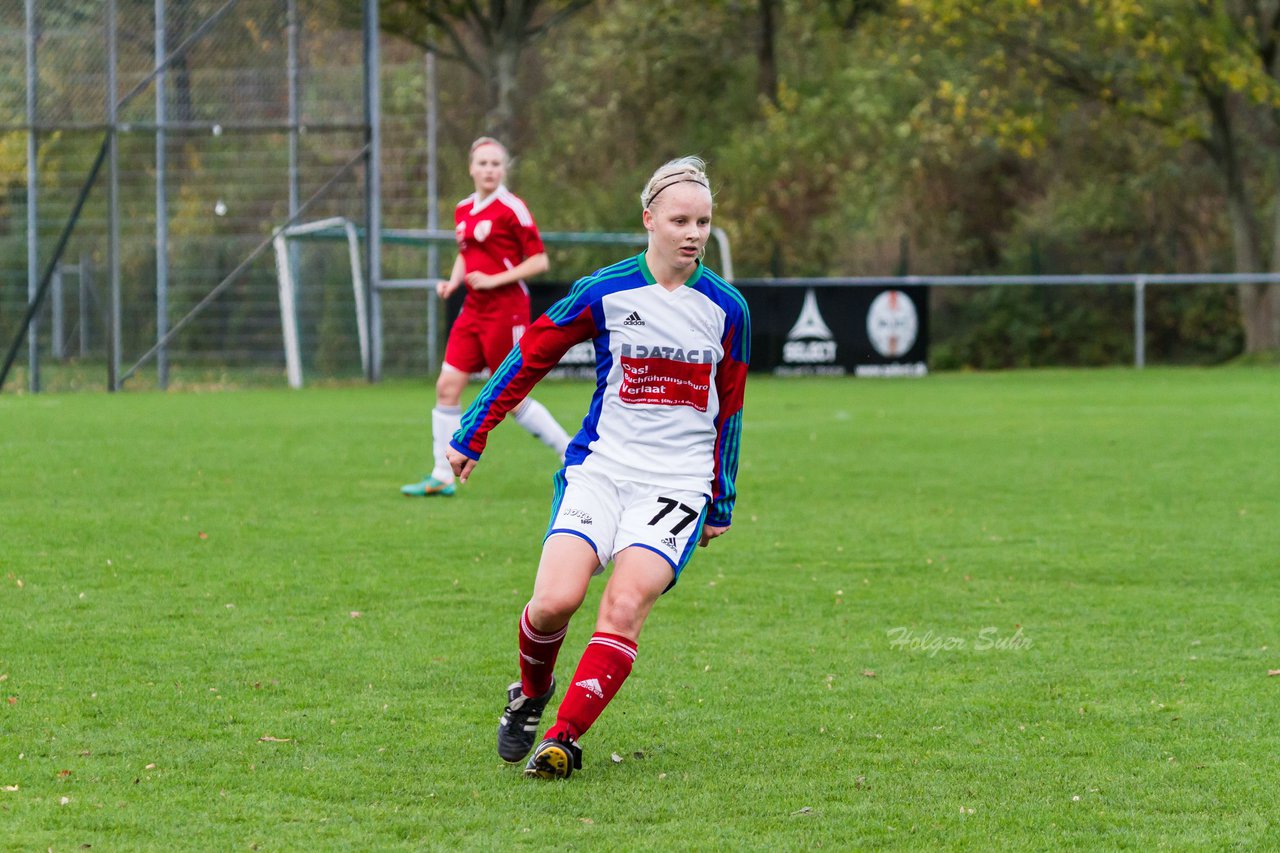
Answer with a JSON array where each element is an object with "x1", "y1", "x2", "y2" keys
[{"x1": 443, "y1": 308, "x2": 528, "y2": 374}]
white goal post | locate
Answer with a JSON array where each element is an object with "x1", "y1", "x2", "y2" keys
[{"x1": 273, "y1": 217, "x2": 369, "y2": 389}]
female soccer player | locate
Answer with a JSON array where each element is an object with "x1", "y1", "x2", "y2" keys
[
  {"x1": 446, "y1": 156, "x2": 750, "y2": 779},
  {"x1": 401, "y1": 137, "x2": 570, "y2": 498}
]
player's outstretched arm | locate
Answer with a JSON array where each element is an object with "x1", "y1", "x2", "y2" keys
[{"x1": 446, "y1": 447, "x2": 478, "y2": 483}]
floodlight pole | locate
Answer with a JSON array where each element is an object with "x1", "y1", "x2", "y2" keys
[
  {"x1": 155, "y1": 0, "x2": 170, "y2": 389},
  {"x1": 25, "y1": 0, "x2": 38, "y2": 392},
  {"x1": 363, "y1": 0, "x2": 383, "y2": 382}
]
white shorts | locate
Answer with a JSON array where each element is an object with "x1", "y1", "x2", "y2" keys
[{"x1": 545, "y1": 465, "x2": 709, "y2": 585}]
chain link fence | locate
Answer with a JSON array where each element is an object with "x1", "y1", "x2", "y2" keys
[
  {"x1": 3, "y1": 3, "x2": 1258, "y2": 393},
  {"x1": 0, "y1": 0, "x2": 467, "y2": 392}
]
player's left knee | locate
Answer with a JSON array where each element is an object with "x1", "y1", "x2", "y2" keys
[{"x1": 598, "y1": 592, "x2": 650, "y2": 637}]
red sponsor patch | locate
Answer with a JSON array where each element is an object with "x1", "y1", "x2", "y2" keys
[{"x1": 619, "y1": 356, "x2": 712, "y2": 411}]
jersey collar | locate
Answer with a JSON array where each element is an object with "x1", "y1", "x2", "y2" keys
[
  {"x1": 637, "y1": 251, "x2": 705, "y2": 290},
  {"x1": 470, "y1": 184, "x2": 507, "y2": 215}
]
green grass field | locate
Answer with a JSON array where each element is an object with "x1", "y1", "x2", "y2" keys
[{"x1": 3, "y1": 368, "x2": 1278, "y2": 850}]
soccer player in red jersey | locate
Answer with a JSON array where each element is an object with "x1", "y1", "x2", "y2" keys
[
  {"x1": 402, "y1": 137, "x2": 570, "y2": 498},
  {"x1": 445, "y1": 157, "x2": 749, "y2": 779}
]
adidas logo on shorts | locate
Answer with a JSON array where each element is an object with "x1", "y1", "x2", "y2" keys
[
  {"x1": 623, "y1": 311, "x2": 646, "y2": 326},
  {"x1": 661, "y1": 536, "x2": 678, "y2": 551}
]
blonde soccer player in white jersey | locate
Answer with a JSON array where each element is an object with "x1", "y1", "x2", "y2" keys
[
  {"x1": 401, "y1": 137, "x2": 570, "y2": 498},
  {"x1": 446, "y1": 156, "x2": 750, "y2": 779}
]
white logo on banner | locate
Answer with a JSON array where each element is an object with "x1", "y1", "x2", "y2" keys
[
  {"x1": 783, "y1": 289, "x2": 837, "y2": 364},
  {"x1": 866, "y1": 290, "x2": 919, "y2": 357}
]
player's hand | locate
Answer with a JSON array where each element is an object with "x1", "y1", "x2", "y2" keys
[
  {"x1": 699, "y1": 524, "x2": 728, "y2": 547},
  {"x1": 464, "y1": 271, "x2": 500, "y2": 291},
  {"x1": 446, "y1": 447, "x2": 477, "y2": 483},
  {"x1": 436, "y1": 278, "x2": 461, "y2": 299}
]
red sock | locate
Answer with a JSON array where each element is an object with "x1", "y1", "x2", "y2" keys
[
  {"x1": 545, "y1": 632, "x2": 637, "y2": 742},
  {"x1": 519, "y1": 606, "x2": 567, "y2": 698}
]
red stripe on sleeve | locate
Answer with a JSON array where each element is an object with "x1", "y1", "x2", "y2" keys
[{"x1": 456, "y1": 308, "x2": 596, "y2": 456}]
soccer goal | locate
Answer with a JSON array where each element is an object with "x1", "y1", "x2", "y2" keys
[{"x1": 273, "y1": 220, "x2": 734, "y2": 388}]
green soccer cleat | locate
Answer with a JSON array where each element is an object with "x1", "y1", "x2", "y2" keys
[
  {"x1": 524, "y1": 733, "x2": 582, "y2": 780},
  {"x1": 400, "y1": 476, "x2": 456, "y2": 497}
]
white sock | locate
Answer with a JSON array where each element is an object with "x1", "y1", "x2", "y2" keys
[
  {"x1": 431, "y1": 405, "x2": 462, "y2": 483},
  {"x1": 514, "y1": 398, "x2": 570, "y2": 461}
]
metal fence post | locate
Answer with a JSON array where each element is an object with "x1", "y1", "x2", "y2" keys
[
  {"x1": 1134, "y1": 275, "x2": 1146, "y2": 369},
  {"x1": 80, "y1": 253, "x2": 92, "y2": 358},
  {"x1": 107, "y1": 0, "x2": 121, "y2": 391},
  {"x1": 155, "y1": 0, "x2": 169, "y2": 389},
  {"x1": 287, "y1": 0, "x2": 300, "y2": 307},
  {"x1": 26, "y1": 0, "x2": 39, "y2": 392},
  {"x1": 425, "y1": 51, "x2": 440, "y2": 379},
  {"x1": 51, "y1": 267, "x2": 64, "y2": 359},
  {"x1": 363, "y1": 0, "x2": 383, "y2": 382}
]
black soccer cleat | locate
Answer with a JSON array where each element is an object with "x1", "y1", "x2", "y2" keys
[
  {"x1": 523, "y1": 733, "x2": 582, "y2": 780},
  {"x1": 497, "y1": 677, "x2": 555, "y2": 763}
]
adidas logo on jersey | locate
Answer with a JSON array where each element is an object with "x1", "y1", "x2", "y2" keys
[
  {"x1": 662, "y1": 536, "x2": 678, "y2": 551},
  {"x1": 575, "y1": 677, "x2": 605, "y2": 699},
  {"x1": 623, "y1": 311, "x2": 646, "y2": 326}
]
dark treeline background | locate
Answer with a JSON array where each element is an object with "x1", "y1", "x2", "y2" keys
[
  {"x1": 4, "y1": 0, "x2": 1279, "y2": 376},
  {"x1": 383, "y1": 0, "x2": 1280, "y2": 367}
]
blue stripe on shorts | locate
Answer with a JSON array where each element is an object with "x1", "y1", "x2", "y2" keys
[{"x1": 661, "y1": 499, "x2": 709, "y2": 593}]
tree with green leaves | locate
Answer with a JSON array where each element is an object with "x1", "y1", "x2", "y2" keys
[
  {"x1": 900, "y1": 0, "x2": 1280, "y2": 352},
  {"x1": 378, "y1": 0, "x2": 594, "y2": 145}
]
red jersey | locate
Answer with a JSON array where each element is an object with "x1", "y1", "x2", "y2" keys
[{"x1": 454, "y1": 185, "x2": 545, "y2": 317}]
